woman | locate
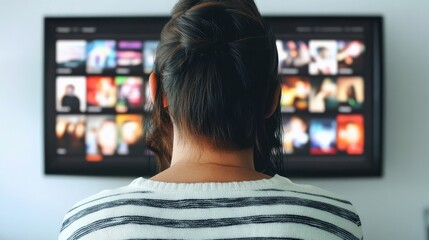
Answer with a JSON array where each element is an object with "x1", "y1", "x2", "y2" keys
[{"x1": 59, "y1": 1, "x2": 363, "y2": 239}]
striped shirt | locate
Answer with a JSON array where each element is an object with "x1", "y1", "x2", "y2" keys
[{"x1": 59, "y1": 174, "x2": 363, "y2": 240}]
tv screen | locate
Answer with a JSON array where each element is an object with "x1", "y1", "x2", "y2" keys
[{"x1": 44, "y1": 16, "x2": 383, "y2": 177}]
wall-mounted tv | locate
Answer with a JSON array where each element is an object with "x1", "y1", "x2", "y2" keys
[{"x1": 44, "y1": 16, "x2": 383, "y2": 177}]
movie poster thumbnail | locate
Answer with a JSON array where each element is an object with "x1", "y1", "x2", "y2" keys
[
  {"x1": 116, "y1": 40, "x2": 143, "y2": 74},
  {"x1": 337, "y1": 40, "x2": 365, "y2": 74},
  {"x1": 86, "y1": 40, "x2": 116, "y2": 74},
  {"x1": 117, "y1": 115, "x2": 144, "y2": 156},
  {"x1": 281, "y1": 76, "x2": 311, "y2": 112},
  {"x1": 309, "y1": 77, "x2": 338, "y2": 113},
  {"x1": 309, "y1": 118, "x2": 337, "y2": 155},
  {"x1": 277, "y1": 40, "x2": 310, "y2": 75},
  {"x1": 86, "y1": 76, "x2": 117, "y2": 112},
  {"x1": 143, "y1": 40, "x2": 159, "y2": 74},
  {"x1": 56, "y1": 76, "x2": 86, "y2": 113},
  {"x1": 56, "y1": 40, "x2": 86, "y2": 74},
  {"x1": 337, "y1": 77, "x2": 364, "y2": 111},
  {"x1": 337, "y1": 115, "x2": 365, "y2": 155},
  {"x1": 116, "y1": 76, "x2": 144, "y2": 113},
  {"x1": 282, "y1": 116, "x2": 310, "y2": 154},
  {"x1": 309, "y1": 40, "x2": 338, "y2": 75},
  {"x1": 56, "y1": 115, "x2": 86, "y2": 155},
  {"x1": 86, "y1": 115, "x2": 117, "y2": 161}
]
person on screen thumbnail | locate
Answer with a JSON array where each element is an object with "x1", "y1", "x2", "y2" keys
[
  {"x1": 281, "y1": 41, "x2": 311, "y2": 68},
  {"x1": 310, "y1": 118, "x2": 337, "y2": 154},
  {"x1": 61, "y1": 85, "x2": 81, "y2": 112},
  {"x1": 69, "y1": 121, "x2": 86, "y2": 154},
  {"x1": 59, "y1": 1, "x2": 363, "y2": 239},
  {"x1": 118, "y1": 120, "x2": 143, "y2": 155},
  {"x1": 309, "y1": 40, "x2": 338, "y2": 75},
  {"x1": 56, "y1": 118, "x2": 86, "y2": 154},
  {"x1": 346, "y1": 85, "x2": 358, "y2": 107},
  {"x1": 97, "y1": 120, "x2": 118, "y2": 156},
  {"x1": 96, "y1": 78, "x2": 116, "y2": 107},
  {"x1": 309, "y1": 78, "x2": 338, "y2": 112},
  {"x1": 87, "y1": 77, "x2": 117, "y2": 108},
  {"x1": 116, "y1": 77, "x2": 143, "y2": 112},
  {"x1": 86, "y1": 118, "x2": 118, "y2": 156},
  {"x1": 280, "y1": 77, "x2": 310, "y2": 111},
  {"x1": 337, "y1": 77, "x2": 364, "y2": 110},
  {"x1": 337, "y1": 115, "x2": 364, "y2": 154},
  {"x1": 291, "y1": 80, "x2": 309, "y2": 109},
  {"x1": 282, "y1": 116, "x2": 309, "y2": 154},
  {"x1": 340, "y1": 122, "x2": 363, "y2": 153},
  {"x1": 56, "y1": 122, "x2": 73, "y2": 150},
  {"x1": 313, "y1": 47, "x2": 333, "y2": 74}
]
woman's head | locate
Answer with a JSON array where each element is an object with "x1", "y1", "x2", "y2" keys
[{"x1": 147, "y1": 0, "x2": 282, "y2": 175}]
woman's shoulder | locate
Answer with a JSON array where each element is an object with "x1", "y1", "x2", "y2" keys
[
  {"x1": 265, "y1": 175, "x2": 356, "y2": 204},
  {"x1": 64, "y1": 179, "x2": 152, "y2": 215},
  {"x1": 59, "y1": 182, "x2": 150, "y2": 240},
  {"x1": 265, "y1": 175, "x2": 361, "y2": 216},
  {"x1": 265, "y1": 175, "x2": 363, "y2": 239}
]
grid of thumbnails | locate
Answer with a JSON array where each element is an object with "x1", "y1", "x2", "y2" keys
[
  {"x1": 277, "y1": 39, "x2": 366, "y2": 156},
  {"x1": 55, "y1": 39, "x2": 158, "y2": 162},
  {"x1": 53, "y1": 37, "x2": 367, "y2": 163}
]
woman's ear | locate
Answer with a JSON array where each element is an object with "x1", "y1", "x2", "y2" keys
[
  {"x1": 149, "y1": 73, "x2": 168, "y2": 108},
  {"x1": 265, "y1": 84, "x2": 281, "y2": 119}
]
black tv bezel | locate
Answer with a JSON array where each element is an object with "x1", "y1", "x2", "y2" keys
[{"x1": 44, "y1": 16, "x2": 383, "y2": 178}]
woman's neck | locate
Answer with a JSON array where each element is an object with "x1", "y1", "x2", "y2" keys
[{"x1": 149, "y1": 128, "x2": 271, "y2": 183}]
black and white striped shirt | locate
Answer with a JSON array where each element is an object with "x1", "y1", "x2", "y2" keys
[{"x1": 59, "y1": 174, "x2": 363, "y2": 240}]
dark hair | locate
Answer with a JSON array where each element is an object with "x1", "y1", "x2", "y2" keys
[
  {"x1": 347, "y1": 85, "x2": 357, "y2": 100},
  {"x1": 147, "y1": 0, "x2": 282, "y2": 176},
  {"x1": 317, "y1": 46, "x2": 328, "y2": 54}
]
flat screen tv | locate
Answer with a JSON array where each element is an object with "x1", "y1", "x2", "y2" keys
[{"x1": 44, "y1": 16, "x2": 383, "y2": 177}]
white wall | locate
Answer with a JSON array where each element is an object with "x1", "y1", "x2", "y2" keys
[{"x1": 1, "y1": 0, "x2": 428, "y2": 239}]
